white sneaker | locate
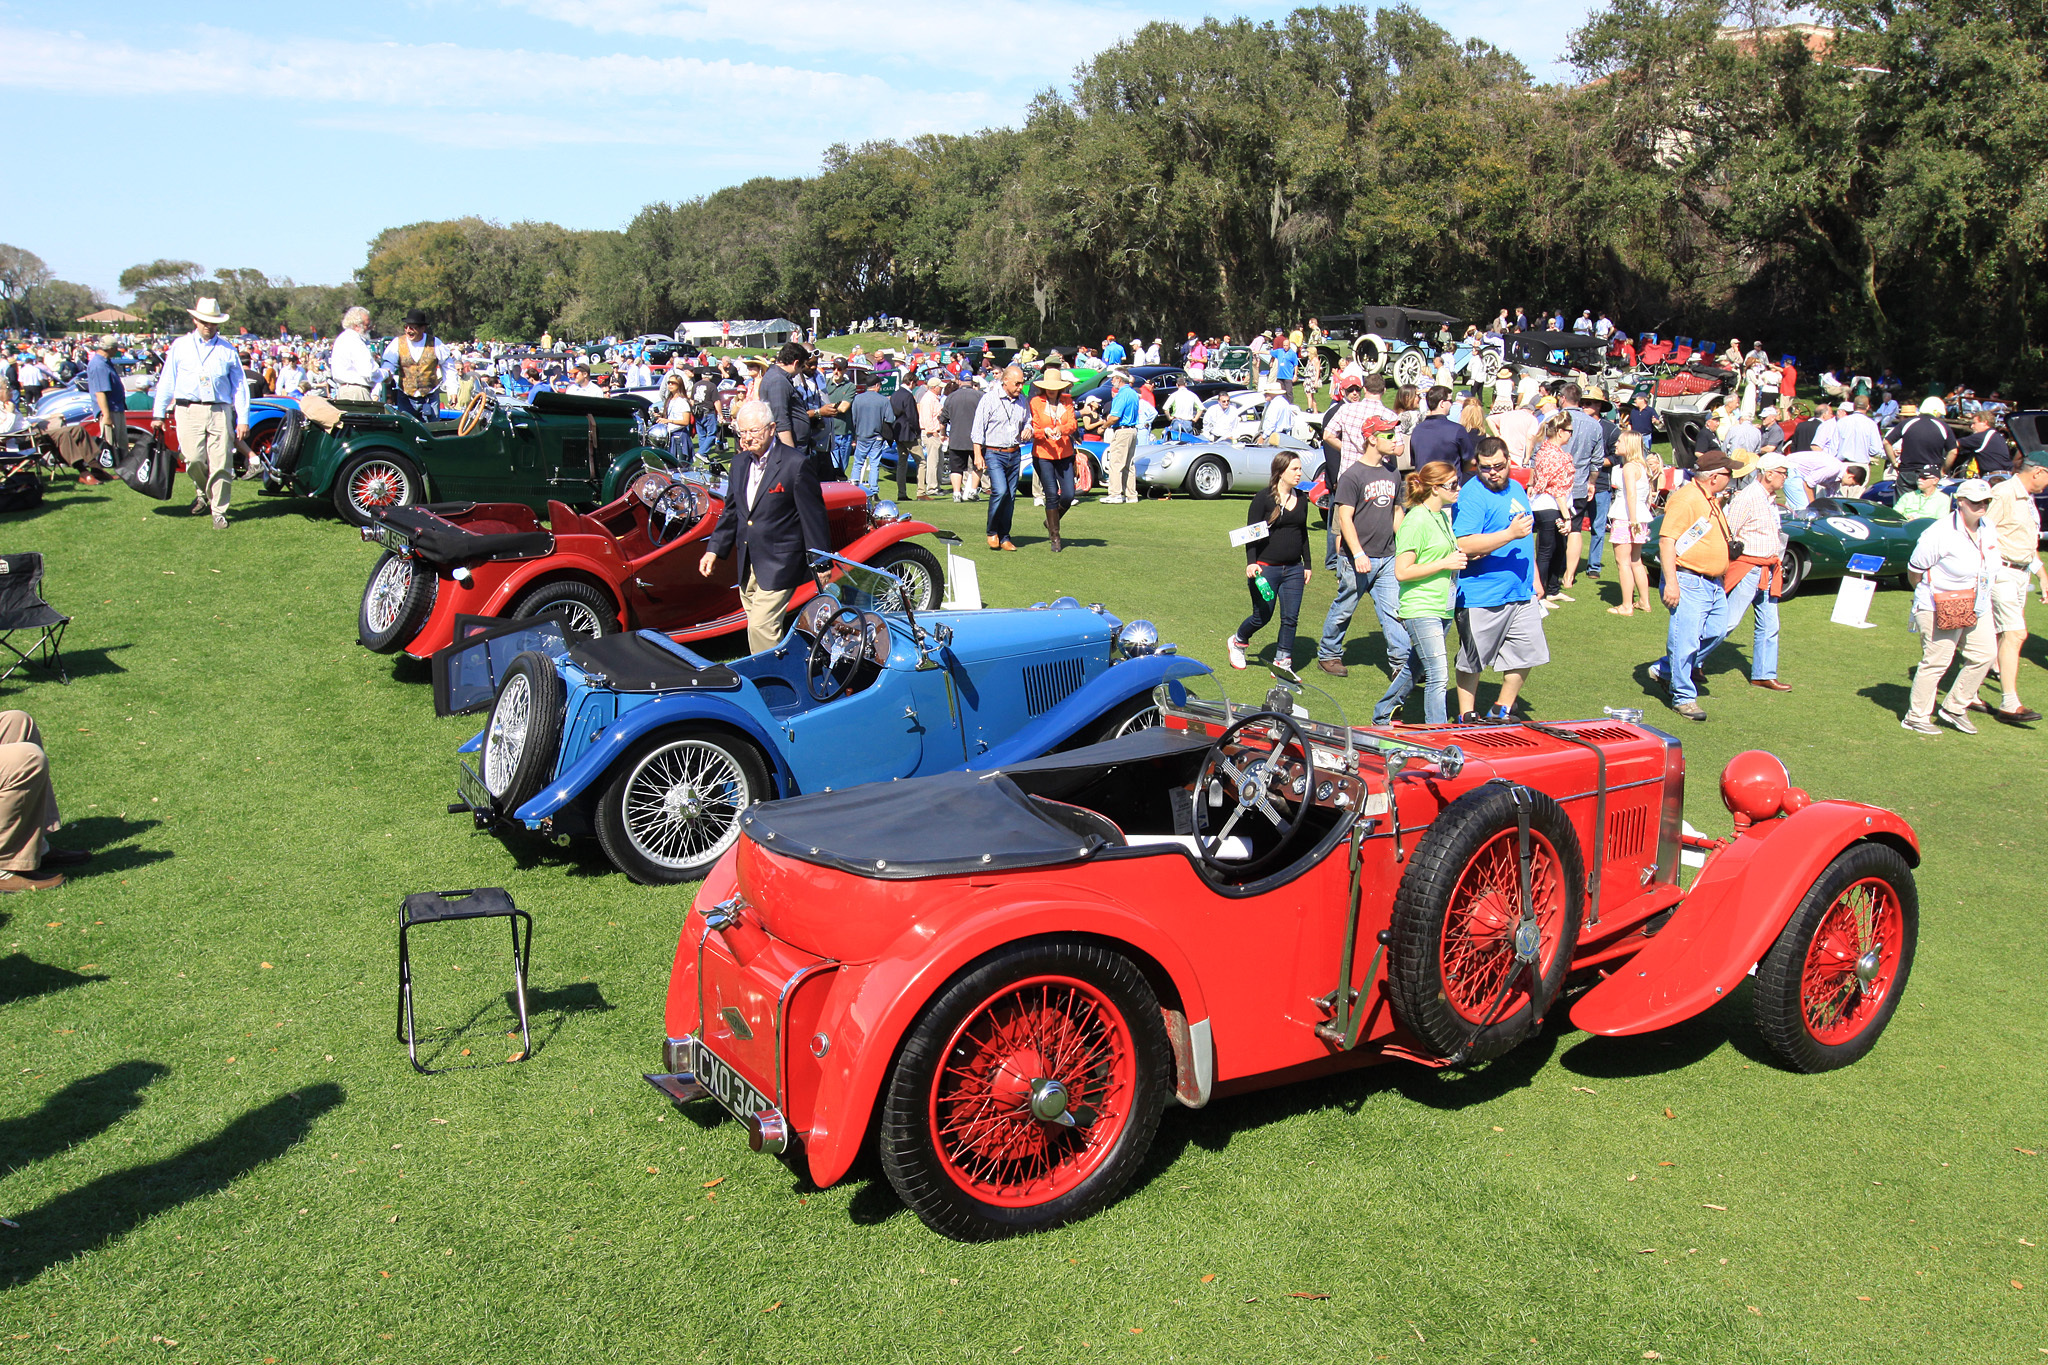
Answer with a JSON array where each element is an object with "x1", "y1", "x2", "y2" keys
[
  {"x1": 1105, "y1": 495, "x2": 1123, "y2": 505},
  {"x1": 952, "y1": 492, "x2": 963, "y2": 502},
  {"x1": 1274, "y1": 654, "x2": 1294, "y2": 675},
  {"x1": 1033, "y1": 495, "x2": 1044, "y2": 506},
  {"x1": 1225, "y1": 636, "x2": 1247, "y2": 670}
]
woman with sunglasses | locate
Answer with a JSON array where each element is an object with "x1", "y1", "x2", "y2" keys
[{"x1": 1382, "y1": 461, "x2": 1467, "y2": 723}]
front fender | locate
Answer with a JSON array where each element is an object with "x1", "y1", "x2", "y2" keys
[
  {"x1": 599, "y1": 445, "x2": 674, "y2": 502},
  {"x1": 512, "y1": 692, "x2": 794, "y2": 823},
  {"x1": 1570, "y1": 800, "x2": 1919, "y2": 1037},
  {"x1": 976, "y1": 654, "x2": 1212, "y2": 768},
  {"x1": 800, "y1": 893, "x2": 1212, "y2": 1189},
  {"x1": 779, "y1": 520, "x2": 945, "y2": 613}
]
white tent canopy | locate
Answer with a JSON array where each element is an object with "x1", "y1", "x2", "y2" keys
[{"x1": 675, "y1": 318, "x2": 802, "y2": 349}]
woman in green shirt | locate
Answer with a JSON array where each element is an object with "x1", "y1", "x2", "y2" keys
[{"x1": 1380, "y1": 460, "x2": 1467, "y2": 724}]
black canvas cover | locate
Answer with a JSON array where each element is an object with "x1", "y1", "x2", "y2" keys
[
  {"x1": 529, "y1": 390, "x2": 641, "y2": 419},
  {"x1": 565, "y1": 631, "x2": 740, "y2": 693},
  {"x1": 378, "y1": 505, "x2": 553, "y2": 566},
  {"x1": 741, "y1": 770, "x2": 1110, "y2": 880}
]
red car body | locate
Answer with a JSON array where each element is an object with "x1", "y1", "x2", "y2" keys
[
  {"x1": 652, "y1": 698, "x2": 1920, "y2": 1239},
  {"x1": 358, "y1": 478, "x2": 943, "y2": 658}
]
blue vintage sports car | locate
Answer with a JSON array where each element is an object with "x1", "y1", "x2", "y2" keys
[{"x1": 450, "y1": 552, "x2": 1210, "y2": 883}]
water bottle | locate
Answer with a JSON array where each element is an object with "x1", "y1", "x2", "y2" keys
[{"x1": 1254, "y1": 573, "x2": 1275, "y2": 603}]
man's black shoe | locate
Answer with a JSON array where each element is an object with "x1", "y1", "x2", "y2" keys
[{"x1": 39, "y1": 848, "x2": 89, "y2": 867}]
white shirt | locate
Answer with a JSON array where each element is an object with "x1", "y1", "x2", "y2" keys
[
  {"x1": 330, "y1": 328, "x2": 379, "y2": 390},
  {"x1": 1260, "y1": 396, "x2": 1300, "y2": 438},
  {"x1": 152, "y1": 331, "x2": 249, "y2": 424},
  {"x1": 1165, "y1": 386, "x2": 1201, "y2": 422},
  {"x1": 1833, "y1": 411, "x2": 1885, "y2": 468},
  {"x1": 1908, "y1": 512, "x2": 1997, "y2": 617},
  {"x1": 382, "y1": 335, "x2": 458, "y2": 392}
]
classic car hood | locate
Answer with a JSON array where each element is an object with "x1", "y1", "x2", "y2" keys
[{"x1": 888, "y1": 604, "x2": 1118, "y2": 669}]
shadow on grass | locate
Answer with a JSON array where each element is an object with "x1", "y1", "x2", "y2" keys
[
  {"x1": 2, "y1": 494, "x2": 112, "y2": 524},
  {"x1": 1857, "y1": 680, "x2": 1912, "y2": 719},
  {"x1": 0, "y1": 1083, "x2": 343, "y2": 1286},
  {"x1": 405, "y1": 978, "x2": 615, "y2": 1071},
  {"x1": 0, "y1": 1060, "x2": 168, "y2": 1177},
  {"x1": 385, "y1": 653, "x2": 433, "y2": 686},
  {"x1": 0, "y1": 644, "x2": 133, "y2": 694},
  {"x1": 0, "y1": 953, "x2": 110, "y2": 1007},
  {"x1": 46, "y1": 814, "x2": 170, "y2": 879},
  {"x1": 219, "y1": 497, "x2": 332, "y2": 525}
]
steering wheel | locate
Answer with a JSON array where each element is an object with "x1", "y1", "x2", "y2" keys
[
  {"x1": 457, "y1": 388, "x2": 493, "y2": 437},
  {"x1": 1191, "y1": 711, "x2": 1317, "y2": 878},
  {"x1": 806, "y1": 606, "x2": 870, "y2": 701},
  {"x1": 648, "y1": 481, "x2": 702, "y2": 546}
]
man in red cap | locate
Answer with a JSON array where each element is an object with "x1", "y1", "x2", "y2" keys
[{"x1": 1316, "y1": 415, "x2": 1407, "y2": 690}]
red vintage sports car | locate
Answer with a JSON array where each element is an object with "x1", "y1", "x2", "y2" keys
[
  {"x1": 355, "y1": 471, "x2": 946, "y2": 657},
  {"x1": 646, "y1": 675, "x2": 1919, "y2": 1240}
]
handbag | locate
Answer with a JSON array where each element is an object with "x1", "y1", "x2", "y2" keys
[
  {"x1": 1931, "y1": 589, "x2": 1976, "y2": 632},
  {"x1": 118, "y1": 430, "x2": 175, "y2": 500}
]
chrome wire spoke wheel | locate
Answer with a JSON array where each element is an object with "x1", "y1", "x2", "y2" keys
[
  {"x1": 877, "y1": 560, "x2": 932, "y2": 612},
  {"x1": 350, "y1": 459, "x2": 411, "y2": 515},
  {"x1": 1111, "y1": 705, "x2": 1159, "y2": 738},
  {"x1": 482, "y1": 672, "x2": 531, "y2": 799},
  {"x1": 619, "y1": 740, "x2": 753, "y2": 870},
  {"x1": 555, "y1": 601, "x2": 605, "y2": 639},
  {"x1": 365, "y1": 557, "x2": 413, "y2": 636}
]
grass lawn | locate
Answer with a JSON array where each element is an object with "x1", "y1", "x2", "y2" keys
[{"x1": 1, "y1": 475, "x2": 2043, "y2": 1362}]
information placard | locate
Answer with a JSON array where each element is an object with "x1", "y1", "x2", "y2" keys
[{"x1": 1830, "y1": 574, "x2": 1878, "y2": 628}]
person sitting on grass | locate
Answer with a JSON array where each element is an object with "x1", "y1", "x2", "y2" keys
[{"x1": 0, "y1": 711, "x2": 88, "y2": 893}]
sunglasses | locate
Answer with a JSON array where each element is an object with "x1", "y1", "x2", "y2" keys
[{"x1": 1476, "y1": 462, "x2": 1509, "y2": 473}]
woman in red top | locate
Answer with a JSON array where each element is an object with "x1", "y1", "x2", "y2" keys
[
  {"x1": 1527, "y1": 412, "x2": 1577, "y2": 603},
  {"x1": 1029, "y1": 365, "x2": 1080, "y2": 553}
]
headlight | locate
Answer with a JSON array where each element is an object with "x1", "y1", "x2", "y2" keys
[
  {"x1": 870, "y1": 498, "x2": 901, "y2": 526},
  {"x1": 1115, "y1": 619, "x2": 1160, "y2": 659},
  {"x1": 1049, "y1": 595, "x2": 1081, "y2": 610}
]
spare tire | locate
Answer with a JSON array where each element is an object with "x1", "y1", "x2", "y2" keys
[
  {"x1": 1386, "y1": 784, "x2": 1586, "y2": 1064},
  {"x1": 479, "y1": 650, "x2": 566, "y2": 814},
  {"x1": 358, "y1": 552, "x2": 438, "y2": 653},
  {"x1": 1353, "y1": 334, "x2": 1388, "y2": 375},
  {"x1": 267, "y1": 408, "x2": 308, "y2": 476}
]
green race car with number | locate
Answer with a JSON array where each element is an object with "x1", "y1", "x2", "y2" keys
[
  {"x1": 260, "y1": 389, "x2": 672, "y2": 527},
  {"x1": 1644, "y1": 496, "x2": 1931, "y2": 598}
]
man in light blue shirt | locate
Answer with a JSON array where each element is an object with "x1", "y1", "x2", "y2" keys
[
  {"x1": 1101, "y1": 336, "x2": 1127, "y2": 367},
  {"x1": 84, "y1": 337, "x2": 125, "y2": 482},
  {"x1": 1103, "y1": 370, "x2": 1143, "y2": 504},
  {"x1": 151, "y1": 297, "x2": 248, "y2": 529}
]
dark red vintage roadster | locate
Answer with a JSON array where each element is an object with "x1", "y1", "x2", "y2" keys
[{"x1": 645, "y1": 675, "x2": 1919, "y2": 1240}]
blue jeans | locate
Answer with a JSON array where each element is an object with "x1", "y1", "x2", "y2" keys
[
  {"x1": 1237, "y1": 563, "x2": 1306, "y2": 661},
  {"x1": 1702, "y1": 565, "x2": 1779, "y2": 680},
  {"x1": 1167, "y1": 419, "x2": 1195, "y2": 441},
  {"x1": 831, "y1": 432, "x2": 852, "y2": 474},
  {"x1": 1034, "y1": 457, "x2": 1075, "y2": 515},
  {"x1": 1380, "y1": 614, "x2": 1451, "y2": 723},
  {"x1": 695, "y1": 415, "x2": 719, "y2": 464},
  {"x1": 851, "y1": 436, "x2": 888, "y2": 492},
  {"x1": 1319, "y1": 537, "x2": 1409, "y2": 672},
  {"x1": 984, "y1": 448, "x2": 1021, "y2": 540},
  {"x1": 1661, "y1": 569, "x2": 1735, "y2": 703},
  {"x1": 1587, "y1": 484, "x2": 1612, "y2": 572}
]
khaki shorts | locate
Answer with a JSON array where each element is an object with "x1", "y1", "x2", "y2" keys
[{"x1": 1992, "y1": 567, "x2": 2032, "y2": 633}]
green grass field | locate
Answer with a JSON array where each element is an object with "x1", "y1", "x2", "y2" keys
[{"x1": 1, "y1": 474, "x2": 2043, "y2": 1362}]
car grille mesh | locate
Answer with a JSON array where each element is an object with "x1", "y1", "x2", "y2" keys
[{"x1": 1021, "y1": 657, "x2": 1086, "y2": 717}]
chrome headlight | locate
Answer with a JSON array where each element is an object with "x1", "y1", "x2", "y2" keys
[
  {"x1": 1049, "y1": 595, "x2": 1081, "y2": 610},
  {"x1": 870, "y1": 498, "x2": 901, "y2": 527},
  {"x1": 1115, "y1": 619, "x2": 1160, "y2": 659}
]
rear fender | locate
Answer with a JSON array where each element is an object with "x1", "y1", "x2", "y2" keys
[
  {"x1": 800, "y1": 896, "x2": 1211, "y2": 1189},
  {"x1": 777, "y1": 520, "x2": 943, "y2": 614},
  {"x1": 976, "y1": 655, "x2": 1212, "y2": 767},
  {"x1": 1570, "y1": 801, "x2": 1918, "y2": 1037},
  {"x1": 512, "y1": 693, "x2": 792, "y2": 822},
  {"x1": 400, "y1": 550, "x2": 623, "y2": 659}
]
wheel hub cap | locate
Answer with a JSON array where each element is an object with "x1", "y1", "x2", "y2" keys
[
  {"x1": 1028, "y1": 1078, "x2": 1075, "y2": 1126},
  {"x1": 1855, "y1": 947, "x2": 1882, "y2": 984},
  {"x1": 664, "y1": 784, "x2": 703, "y2": 821}
]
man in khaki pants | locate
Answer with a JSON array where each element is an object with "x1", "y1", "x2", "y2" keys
[
  {"x1": 1103, "y1": 368, "x2": 1142, "y2": 504},
  {"x1": 0, "y1": 711, "x2": 86, "y2": 892},
  {"x1": 150, "y1": 297, "x2": 249, "y2": 530},
  {"x1": 700, "y1": 401, "x2": 832, "y2": 653}
]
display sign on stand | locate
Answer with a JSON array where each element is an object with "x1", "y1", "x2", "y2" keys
[
  {"x1": 1830, "y1": 552, "x2": 1886, "y2": 629},
  {"x1": 941, "y1": 545, "x2": 982, "y2": 610}
]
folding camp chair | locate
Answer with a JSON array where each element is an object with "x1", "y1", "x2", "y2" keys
[
  {"x1": 397, "y1": 887, "x2": 532, "y2": 1074},
  {"x1": 0, "y1": 553, "x2": 68, "y2": 684}
]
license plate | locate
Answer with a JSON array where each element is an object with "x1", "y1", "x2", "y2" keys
[
  {"x1": 693, "y1": 1038, "x2": 771, "y2": 1122},
  {"x1": 456, "y1": 760, "x2": 494, "y2": 816},
  {"x1": 373, "y1": 524, "x2": 411, "y2": 556}
]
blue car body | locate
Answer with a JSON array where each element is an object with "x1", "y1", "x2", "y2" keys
[{"x1": 453, "y1": 592, "x2": 1208, "y2": 881}]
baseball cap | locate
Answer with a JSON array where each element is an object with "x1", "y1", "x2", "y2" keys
[
  {"x1": 1360, "y1": 415, "x2": 1397, "y2": 437},
  {"x1": 1955, "y1": 478, "x2": 1993, "y2": 503},
  {"x1": 1693, "y1": 450, "x2": 1733, "y2": 476},
  {"x1": 1337, "y1": 375, "x2": 1363, "y2": 395},
  {"x1": 2023, "y1": 450, "x2": 2048, "y2": 470},
  {"x1": 1756, "y1": 453, "x2": 1793, "y2": 472}
]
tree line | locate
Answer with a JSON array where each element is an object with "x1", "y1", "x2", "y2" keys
[{"x1": 19, "y1": 0, "x2": 2048, "y2": 392}]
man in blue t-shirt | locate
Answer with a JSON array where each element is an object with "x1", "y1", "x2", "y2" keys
[
  {"x1": 1407, "y1": 385, "x2": 1475, "y2": 469},
  {"x1": 1272, "y1": 343, "x2": 1299, "y2": 402},
  {"x1": 1102, "y1": 370, "x2": 1143, "y2": 504},
  {"x1": 83, "y1": 336, "x2": 125, "y2": 484},
  {"x1": 1451, "y1": 436, "x2": 1547, "y2": 719},
  {"x1": 1101, "y1": 336, "x2": 1127, "y2": 367}
]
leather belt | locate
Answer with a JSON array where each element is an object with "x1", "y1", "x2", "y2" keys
[
  {"x1": 173, "y1": 398, "x2": 226, "y2": 407},
  {"x1": 2006, "y1": 559, "x2": 2036, "y2": 570},
  {"x1": 984, "y1": 445, "x2": 1019, "y2": 453}
]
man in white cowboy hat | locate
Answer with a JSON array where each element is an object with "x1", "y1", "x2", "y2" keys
[
  {"x1": 151, "y1": 296, "x2": 248, "y2": 530},
  {"x1": 1258, "y1": 377, "x2": 1301, "y2": 443}
]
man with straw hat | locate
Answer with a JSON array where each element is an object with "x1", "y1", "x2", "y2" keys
[{"x1": 151, "y1": 296, "x2": 248, "y2": 530}]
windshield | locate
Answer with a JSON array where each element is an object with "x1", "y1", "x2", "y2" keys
[{"x1": 810, "y1": 549, "x2": 912, "y2": 614}]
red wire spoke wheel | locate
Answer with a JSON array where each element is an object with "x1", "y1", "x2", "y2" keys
[
  {"x1": 1754, "y1": 842, "x2": 1917, "y2": 1071},
  {"x1": 1387, "y1": 784, "x2": 1586, "y2": 1064},
  {"x1": 881, "y1": 941, "x2": 1171, "y2": 1240},
  {"x1": 1437, "y1": 828, "x2": 1569, "y2": 1023}
]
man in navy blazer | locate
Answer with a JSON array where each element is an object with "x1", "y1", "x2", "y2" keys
[{"x1": 701, "y1": 399, "x2": 834, "y2": 652}]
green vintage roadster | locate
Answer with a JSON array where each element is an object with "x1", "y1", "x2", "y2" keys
[
  {"x1": 260, "y1": 389, "x2": 672, "y2": 526},
  {"x1": 1644, "y1": 496, "x2": 1931, "y2": 598}
]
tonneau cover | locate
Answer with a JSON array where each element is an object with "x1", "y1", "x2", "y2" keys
[
  {"x1": 566, "y1": 631, "x2": 739, "y2": 692},
  {"x1": 740, "y1": 769, "x2": 1109, "y2": 880}
]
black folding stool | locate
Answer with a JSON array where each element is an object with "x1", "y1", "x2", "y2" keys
[
  {"x1": 396, "y1": 887, "x2": 532, "y2": 1074},
  {"x1": 0, "y1": 552, "x2": 69, "y2": 684}
]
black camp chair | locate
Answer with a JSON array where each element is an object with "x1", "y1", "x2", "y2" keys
[
  {"x1": 0, "y1": 552, "x2": 68, "y2": 684},
  {"x1": 397, "y1": 887, "x2": 533, "y2": 1074}
]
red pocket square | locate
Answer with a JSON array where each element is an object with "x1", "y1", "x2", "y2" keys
[{"x1": 767, "y1": 482, "x2": 785, "y2": 494}]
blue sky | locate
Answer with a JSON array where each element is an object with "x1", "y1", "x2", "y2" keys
[{"x1": 0, "y1": 1, "x2": 1593, "y2": 302}]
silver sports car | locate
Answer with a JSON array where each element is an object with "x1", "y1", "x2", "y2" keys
[{"x1": 1130, "y1": 433, "x2": 1327, "y2": 499}]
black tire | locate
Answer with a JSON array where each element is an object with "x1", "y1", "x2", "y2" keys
[
  {"x1": 267, "y1": 409, "x2": 307, "y2": 476},
  {"x1": 479, "y1": 651, "x2": 565, "y2": 813},
  {"x1": 868, "y1": 541, "x2": 944, "y2": 611},
  {"x1": 333, "y1": 450, "x2": 422, "y2": 526},
  {"x1": 1780, "y1": 545, "x2": 1810, "y2": 599},
  {"x1": 593, "y1": 727, "x2": 771, "y2": 884},
  {"x1": 509, "y1": 579, "x2": 619, "y2": 641},
  {"x1": 1184, "y1": 456, "x2": 1229, "y2": 500},
  {"x1": 880, "y1": 939, "x2": 1172, "y2": 1241},
  {"x1": 1386, "y1": 784, "x2": 1587, "y2": 1064},
  {"x1": 357, "y1": 552, "x2": 438, "y2": 653},
  {"x1": 1752, "y1": 842, "x2": 1917, "y2": 1073}
]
